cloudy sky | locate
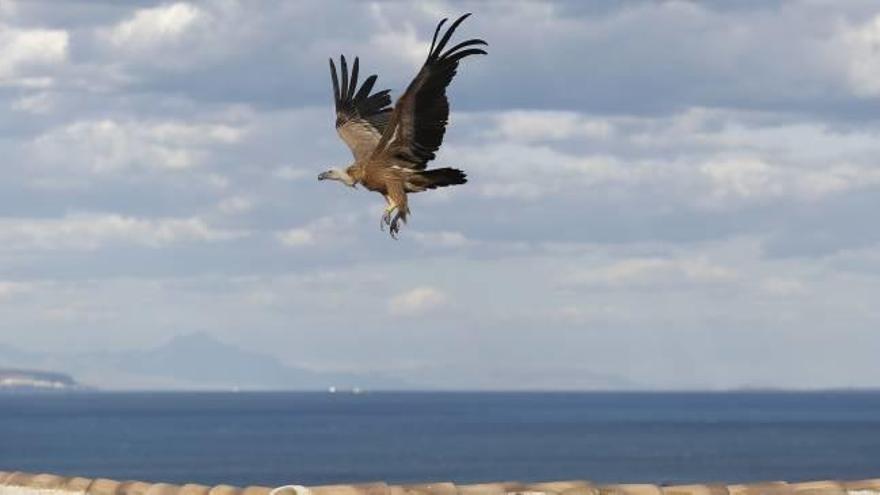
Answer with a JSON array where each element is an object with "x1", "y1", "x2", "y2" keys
[{"x1": 2, "y1": 0, "x2": 880, "y2": 390}]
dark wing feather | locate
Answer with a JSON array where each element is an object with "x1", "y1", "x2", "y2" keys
[
  {"x1": 373, "y1": 13, "x2": 487, "y2": 169},
  {"x1": 329, "y1": 55, "x2": 393, "y2": 161}
]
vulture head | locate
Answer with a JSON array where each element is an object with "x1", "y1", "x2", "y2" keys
[{"x1": 317, "y1": 168, "x2": 356, "y2": 187}]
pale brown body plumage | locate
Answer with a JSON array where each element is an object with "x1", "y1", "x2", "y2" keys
[
  {"x1": 347, "y1": 159, "x2": 439, "y2": 221},
  {"x1": 319, "y1": 14, "x2": 486, "y2": 238}
]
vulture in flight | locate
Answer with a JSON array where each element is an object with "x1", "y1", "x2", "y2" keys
[{"x1": 318, "y1": 13, "x2": 487, "y2": 238}]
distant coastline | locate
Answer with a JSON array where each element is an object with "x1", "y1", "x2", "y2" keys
[{"x1": 0, "y1": 368, "x2": 85, "y2": 392}]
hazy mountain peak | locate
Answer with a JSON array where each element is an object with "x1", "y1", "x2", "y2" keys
[{"x1": 1, "y1": 333, "x2": 410, "y2": 391}]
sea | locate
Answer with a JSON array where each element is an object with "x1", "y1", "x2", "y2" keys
[{"x1": 1, "y1": 392, "x2": 879, "y2": 487}]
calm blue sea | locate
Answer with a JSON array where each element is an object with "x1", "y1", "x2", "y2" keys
[{"x1": 1, "y1": 392, "x2": 879, "y2": 487}]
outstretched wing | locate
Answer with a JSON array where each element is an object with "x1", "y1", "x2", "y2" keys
[
  {"x1": 372, "y1": 13, "x2": 487, "y2": 170},
  {"x1": 330, "y1": 55, "x2": 393, "y2": 161}
]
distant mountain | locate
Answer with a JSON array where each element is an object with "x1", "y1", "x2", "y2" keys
[
  {"x1": 0, "y1": 333, "x2": 412, "y2": 391},
  {"x1": 0, "y1": 368, "x2": 82, "y2": 391},
  {"x1": 0, "y1": 334, "x2": 641, "y2": 391}
]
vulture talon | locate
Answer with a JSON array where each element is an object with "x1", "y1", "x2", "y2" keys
[
  {"x1": 389, "y1": 214, "x2": 402, "y2": 239},
  {"x1": 380, "y1": 206, "x2": 396, "y2": 231}
]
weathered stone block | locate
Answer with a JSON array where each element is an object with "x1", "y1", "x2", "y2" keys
[
  {"x1": 240, "y1": 486, "x2": 273, "y2": 495},
  {"x1": 5, "y1": 473, "x2": 35, "y2": 487},
  {"x1": 662, "y1": 484, "x2": 729, "y2": 495},
  {"x1": 558, "y1": 488, "x2": 601, "y2": 495},
  {"x1": 119, "y1": 482, "x2": 153, "y2": 495},
  {"x1": 208, "y1": 485, "x2": 240, "y2": 495},
  {"x1": 269, "y1": 487, "x2": 303, "y2": 495},
  {"x1": 179, "y1": 485, "x2": 210, "y2": 495},
  {"x1": 309, "y1": 484, "x2": 388, "y2": 495},
  {"x1": 599, "y1": 485, "x2": 663, "y2": 495},
  {"x1": 727, "y1": 482, "x2": 791, "y2": 495},
  {"x1": 457, "y1": 483, "x2": 522, "y2": 495},
  {"x1": 790, "y1": 481, "x2": 844, "y2": 495},
  {"x1": 525, "y1": 481, "x2": 596, "y2": 495},
  {"x1": 397, "y1": 483, "x2": 457, "y2": 495},
  {"x1": 89, "y1": 479, "x2": 122, "y2": 495},
  {"x1": 65, "y1": 477, "x2": 95, "y2": 492},
  {"x1": 144, "y1": 483, "x2": 181, "y2": 495},
  {"x1": 31, "y1": 474, "x2": 68, "y2": 490},
  {"x1": 842, "y1": 479, "x2": 880, "y2": 492}
]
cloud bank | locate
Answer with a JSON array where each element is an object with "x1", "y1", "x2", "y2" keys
[{"x1": 1, "y1": 0, "x2": 880, "y2": 389}]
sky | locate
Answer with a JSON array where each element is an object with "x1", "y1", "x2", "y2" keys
[{"x1": 2, "y1": 0, "x2": 880, "y2": 390}]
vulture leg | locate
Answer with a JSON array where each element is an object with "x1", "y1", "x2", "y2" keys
[
  {"x1": 389, "y1": 210, "x2": 406, "y2": 239},
  {"x1": 380, "y1": 198, "x2": 397, "y2": 231},
  {"x1": 385, "y1": 186, "x2": 408, "y2": 239}
]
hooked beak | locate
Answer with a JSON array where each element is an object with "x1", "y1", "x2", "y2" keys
[{"x1": 317, "y1": 171, "x2": 331, "y2": 181}]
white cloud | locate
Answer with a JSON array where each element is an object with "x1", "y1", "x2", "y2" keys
[
  {"x1": 455, "y1": 108, "x2": 880, "y2": 208},
  {"x1": 3, "y1": 1, "x2": 880, "y2": 390},
  {"x1": 480, "y1": 182, "x2": 546, "y2": 201},
  {"x1": 839, "y1": 14, "x2": 880, "y2": 97},
  {"x1": 411, "y1": 231, "x2": 471, "y2": 248},
  {"x1": 552, "y1": 304, "x2": 623, "y2": 325},
  {"x1": 455, "y1": 141, "x2": 635, "y2": 201},
  {"x1": 0, "y1": 1, "x2": 16, "y2": 19},
  {"x1": 491, "y1": 110, "x2": 613, "y2": 142},
  {"x1": 759, "y1": 277, "x2": 808, "y2": 297},
  {"x1": 0, "y1": 213, "x2": 243, "y2": 251},
  {"x1": 276, "y1": 214, "x2": 360, "y2": 249},
  {"x1": 205, "y1": 174, "x2": 231, "y2": 190},
  {"x1": 277, "y1": 228, "x2": 315, "y2": 247},
  {"x1": 368, "y1": 23, "x2": 429, "y2": 68},
  {"x1": 700, "y1": 157, "x2": 784, "y2": 202},
  {"x1": 273, "y1": 166, "x2": 310, "y2": 181},
  {"x1": 31, "y1": 119, "x2": 244, "y2": 173},
  {"x1": 217, "y1": 196, "x2": 255, "y2": 214},
  {"x1": 0, "y1": 281, "x2": 32, "y2": 301},
  {"x1": 388, "y1": 286, "x2": 449, "y2": 316},
  {"x1": 106, "y1": 2, "x2": 203, "y2": 51},
  {"x1": 0, "y1": 27, "x2": 68, "y2": 82},
  {"x1": 566, "y1": 257, "x2": 738, "y2": 290},
  {"x1": 700, "y1": 156, "x2": 880, "y2": 205},
  {"x1": 10, "y1": 91, "x2": 54, "y2": 113}
]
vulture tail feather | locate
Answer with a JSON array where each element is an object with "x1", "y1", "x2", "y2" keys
[{"x1": 415, "y1": 168, "x2": 468, "y2": 190}]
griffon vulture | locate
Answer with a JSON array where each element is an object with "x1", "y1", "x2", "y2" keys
[{"x1": 318, "y1": 13, "x2": 487, "y2": 238}]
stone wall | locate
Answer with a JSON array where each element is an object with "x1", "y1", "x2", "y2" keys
[{"x1": 1, "y1": 472, "x2": 879, "y2": 495}]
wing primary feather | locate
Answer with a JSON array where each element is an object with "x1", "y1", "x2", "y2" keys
[
  {"x1": 329, "y1": 58, "x2": 340, "y2": 108},
  {"x1": 432, "y1": 13, "x2": 472, "y2": 59},
  {"x1": 440, "y1": 38, "x2": 487, "y2": 59},
  {"x1": 446, "y1": 48, "x2": 487, "y2": 63},
  {"x1": 349, "y1": 57, "x2": 360, "y2": 101},
  {"x1": 354, "y1": 74, "x2": 378, "y2": 101},
  {"x1": 429, "y1": 17, "x2": 449, "y2": 55},
  {"x1": 365, "y1": 89, "x2": 391, "y2": 111},
  {"x1": 374, "y1": 13, "x2": 486, "y2": 168},
  {"x1": 329, "y1": 53, "x2": 394, "y2": 159},
  {"x1": 340, "y1": 55, "x2": 350, "y2": 101}
]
